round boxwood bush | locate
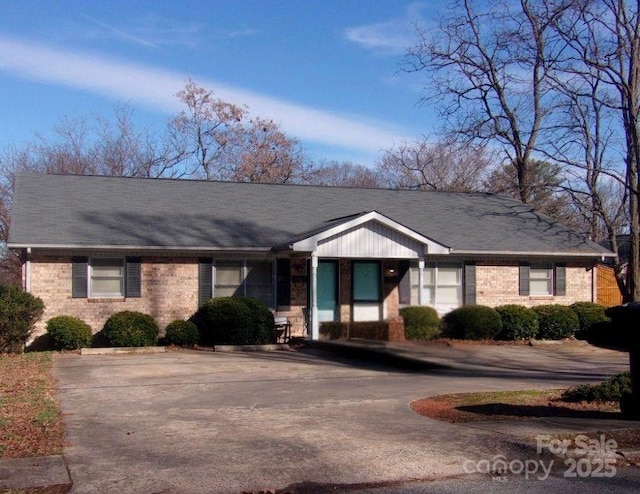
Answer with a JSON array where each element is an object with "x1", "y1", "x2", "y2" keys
[
  {"x1": 164, "y1": 320, "x2": 199, "y2": 346},
  {"x1": 570, "y1": 301, "x2": 609, "y2": 339},
  {"x1": 102, "y1": 311, "x2": 159, "y2": 347},
  {"x1": 46, "y1": 315, "x2": 93, "y2": 350},
  {"x1": 190, "y1": 297, "x2": 274, "y2": 346},
  {"x1": 441, "y1": 305, "x2": 503, "y2": 340},
  {"x1": 494, "y1": 305, "x2": 539, "y2": 341},
  {"x1": 399, "y1": 306, "x2": 441, "y2": 340},
  {"x1": 532, "y1": 304, "x2": 579, "y2": 340}
]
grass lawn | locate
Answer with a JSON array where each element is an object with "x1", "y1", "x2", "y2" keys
[{"x1": 0, "y1": 352, "x2": 64, "y2": 458}]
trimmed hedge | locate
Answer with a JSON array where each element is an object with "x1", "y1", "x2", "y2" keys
[
  {"x1": 400, "y1": 306, "x2": 441, "y2": 340},
  {"x1": 532, "y1": 304, "x2": 579, "y2": 340},
  {"x1": 190, "y1": 297, "x2": 274, "y2": 346},
  {"x1": 441, "y1": 305, "x2": 502, "y2": 340},
  {"x1": 46, "y1": 315, "x2": 93, "y2": 350},
  {"x1": 164, "y1": 320, "x2": 199, "y2": 346},
  {"x1": 0, "y1": 285, "x2": 45, "y2": 353},
  {"x1": 102, "y1": 311, "x2": 159, "y2": 347},
  {"x1": 494, "y1": 305, "x2": 539, "y2": 341},
  {"x1": 570, "y1": 302, "x2": 609, "y2": 338}
]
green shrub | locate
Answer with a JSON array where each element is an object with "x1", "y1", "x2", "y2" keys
[
  {"x1": 400, "y1": 306, "x2": 441, "y2": 340},
  {"x1": 190, "y1": 297, "x2": 274, "y2": 346},
  {"x1": 562, "y1": 372, "x2": 631, "y2": 403},
  {"x1": 102, "y1": 311, "x2": 159, "y2": 347},
  {"x1": 532, "y1": 304, "x2": 579, "y2": 340},
  {"x1": 570, "y1": 302, "x2": 610, "y2": 338},
  {"x1": 320, "y1": 321, "x2": 348, "y2": 340},
  {"x1": 441, "y1": 305, "x2": 503, "y2": 340},
  {"x1": 164, "y1": 320, "x2": 199, "y2": 346},
  {"x1": 0, "y1": 285, "x2": 45, "y2": 353},
  {"x1": 46, "y1": 316, "x2": 93, "y2": 350},
  {"x1": 494, "y1": 305, "x2": 539, "y2": 340}
]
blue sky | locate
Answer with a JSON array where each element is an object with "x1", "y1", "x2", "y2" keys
[{"x1": 0, "y1": 1, "x2": 445, "y2": 167}]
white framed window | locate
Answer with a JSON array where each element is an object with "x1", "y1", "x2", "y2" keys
[
  {"x1": 402, "y1": 262, "x2": 462, "y2": 310},
  {"x1": 90, "y1": 258, "x2": 124, "y2": 298},
  {"x1": 529, "y1": 265, "x2": 553, "y2": 295},
  {"x1": 213, "y1": 260, "x2": 274, "y2": 307}
]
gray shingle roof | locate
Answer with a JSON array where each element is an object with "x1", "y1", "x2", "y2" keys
[{"x1": 8, "y1": 173, "x2": 612, "y2": 257}]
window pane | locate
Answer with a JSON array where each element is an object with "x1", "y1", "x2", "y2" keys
[
  {"x1": 215, "y1": 263, "x2": 242, "y2": 285},
  {"x1": 423, "y1": 267, "x2": 435, "y2": 285},
  {"x1": 437, "y1": 266, "x2": 460, "y2": 285},
  {"x1": 530, "y1": 279, "x2": 552, "y2": 295},
  {"x1": 215, "y1": 286, "x2": 243, "y2": 298},
  {"x1": 530, "y1": 266, "x2": 552, "y2": 295},
  {"x1": 246, "y1": 262, "x2": 272, "y2": 284},
  {"x1": 92, "y1": 278, "x2": 123, "y2": 295},
  {"x1": 530, "y1": 267, "x2": 552, "y2": 279},
  {"x1": 424, "y1": 287, "x2": 435, "y2": 306},
  {"x1": 246, "y1": 286, "x2": 273, "y2": 306},
  {"x1": 90, "y1": 259, "x2": 123, "y2": 296},
  {"x1": 92, "y1": 259, "x2": 123, "y2": 277},
  {"x1": 353, "y1": 262, "x2": 380, "y2": 301},
  {"x1": 438, "y1": 286, "x2": 462, "y2": 304}
]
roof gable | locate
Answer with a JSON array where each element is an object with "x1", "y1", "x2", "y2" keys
[{"x1": 290, "y1": 211, "x2": 449, "y2": 257}]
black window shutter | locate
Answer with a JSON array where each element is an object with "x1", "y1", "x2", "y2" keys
[
  {"x1": 276, "y1": 258, "x2": 291, "y2": 307},
  {"x1": 125, "y1": 257, "x2": 142, "y2": 298},
  {"x1": 398, "y1": 260, "x2": 411, "y2": 305},
  {"x1": 464, "y1": 263, "x2": 476, "y2": 305},
  {"x1": 198, "y1": 259, "x2": 213, "y2": 306},
  {"x1": 555, "y1": 264, "x2": 566, "y2": 296},
  {"x1": 71, "y1": 257, "x2": 88, "y2": 298},
  {"x1": 519, "y1": 264, "x2": 530, "y2": 296}
]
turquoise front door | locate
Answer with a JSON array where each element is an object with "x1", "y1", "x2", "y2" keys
[
  {"x1": 317, "y1": 260, "x2": 338, "y2": 322},
  {"x1": 352, "y1": 260, "x2": 382, "y2": 321}
]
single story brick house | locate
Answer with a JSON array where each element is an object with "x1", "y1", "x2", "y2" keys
[{"x1": 8, "y1": 173, "x2": 613, "y2": 339}]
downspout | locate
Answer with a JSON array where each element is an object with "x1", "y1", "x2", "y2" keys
[
  {"x1": 311, "y1": 252, "x2": 319, "y2": 340},
  {"x1": 25, "y1": 247, "x2": 31, "y2": 293},
  {"x1": 418, "y1": 258, "x2": 425, "y2": 306}
]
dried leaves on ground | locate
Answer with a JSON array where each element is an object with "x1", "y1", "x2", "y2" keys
[
  {"x1": 0, "y1": 352, "x2": 64, "y2": 458},
  {"x1": 410, "y1": 389, "x2": 622, "y2": 424}
]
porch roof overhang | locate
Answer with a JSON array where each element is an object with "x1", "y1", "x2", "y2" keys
[{"x1": 281, "y1": 210, "x2": 450, "y2": 258}]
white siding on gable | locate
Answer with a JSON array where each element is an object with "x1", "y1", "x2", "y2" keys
[{"x1": 317, "y1": 221, "x2": 423, "y2": 258}]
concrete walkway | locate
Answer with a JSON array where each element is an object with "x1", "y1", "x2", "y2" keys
[{"x1": 2, "y1": 340, "x2": 638, "y2": 492}]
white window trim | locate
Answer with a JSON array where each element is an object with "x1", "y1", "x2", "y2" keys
[
  {"x1": 404, "y1": 261, "x2": 463, "y2": 311},
  {"x1": 89, "y1": 257, "x2": 125, "y2": 298},
  {"x1": 212, "y1": 259, "x2": 275, "y2": 307},
  {"x1": 530, "y1": 264, "x2": 554, "y2": 296}
]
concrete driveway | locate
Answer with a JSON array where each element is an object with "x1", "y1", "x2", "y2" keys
[{"x1": 53, "y1": 344, "x2": 632, "y2": 493}]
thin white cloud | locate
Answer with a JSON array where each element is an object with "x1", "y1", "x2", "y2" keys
[
  {"x1": 79, "y1": 14, "x2": 158, "y2": 48},
  {"x1": 345, "y1": 2, "x2": 426, "y2": 56},
  {"x1": 0, "y1": 36, "x2": 411, "y2": 157}
]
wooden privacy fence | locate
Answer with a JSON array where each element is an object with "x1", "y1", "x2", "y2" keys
[{"x1": 597, "y1": 265, "x2": 623, "y2": 307}]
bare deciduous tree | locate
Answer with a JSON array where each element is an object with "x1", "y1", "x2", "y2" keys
[
  {"x1": 171, "y1": 79, "x2": 246, "y2": 180},
  {"x1": 543, "y1": 0, "x2": 640, "y2": 301},
  {"x1": 377, "y1": 138, "x2": 495, "y2": 192},
  {"x1": 404, "y1": 0, "x2": 564, "y2": 203},
  {"x1": 310, "y1": 160, "x2": 381, "y2": 188},
  {"x1": 228, "y1": 117, "x2": 309, "y2": 184}
]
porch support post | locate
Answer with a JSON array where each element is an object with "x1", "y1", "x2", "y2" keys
[
  {"x1": 418, "y1": 258, "x2": 425, "y2": 306},
  {"x1": 311, "y1": 252, "x2": 319, "y2": 340}
]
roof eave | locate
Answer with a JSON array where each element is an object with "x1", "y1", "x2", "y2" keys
[
  {"x1": 450, "y1": 249, "x2": 615, "y2": 258},
  {"x1": 7, "y1": 243, "x2": 274, "y2": 252}
]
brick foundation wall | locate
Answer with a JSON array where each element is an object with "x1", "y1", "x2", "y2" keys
[
  {"x1": 475, "y1": 261, "x2": 593, "y2": 308},
  {"x1": 29, "y1": 255, "x2": 199, "y2": 337}
]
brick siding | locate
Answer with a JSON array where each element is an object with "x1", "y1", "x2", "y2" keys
[
  {"x1": 475, "y1": 261, "x2": 593, "y2": 307},
  {"x1": 29, "y1": 255, "x2": 199, "y2": 336}
]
